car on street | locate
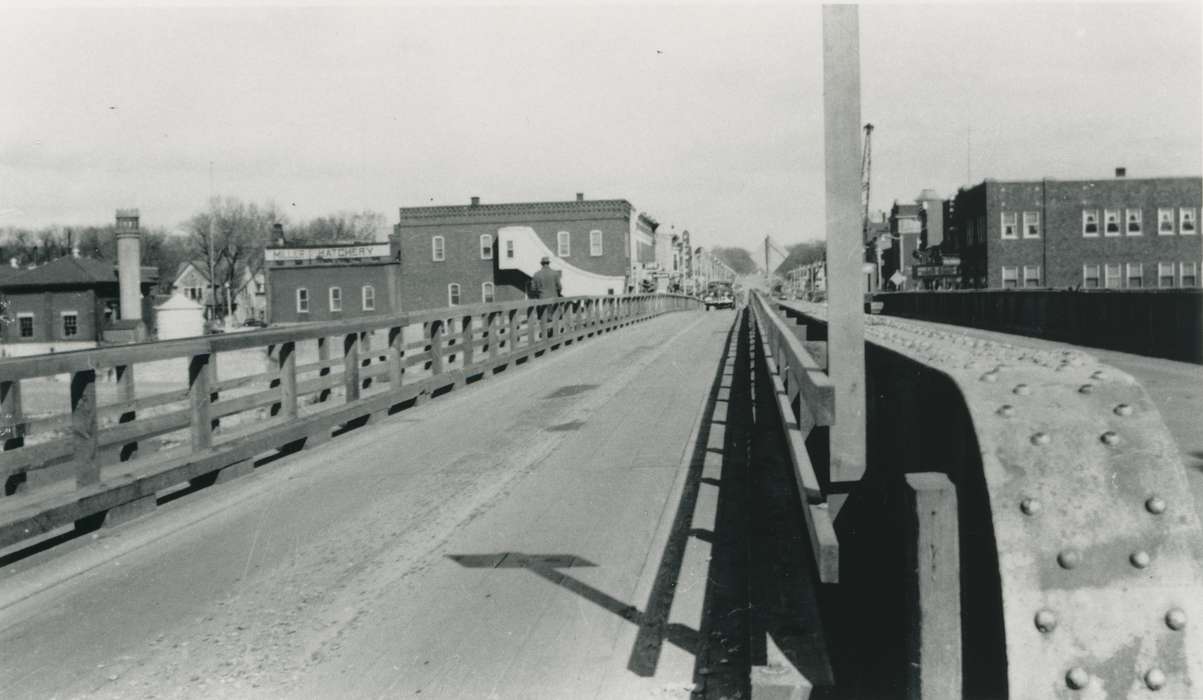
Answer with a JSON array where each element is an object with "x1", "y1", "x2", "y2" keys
[{"x1": 703, "y1": 281, "x2": 735, "y2": 311}]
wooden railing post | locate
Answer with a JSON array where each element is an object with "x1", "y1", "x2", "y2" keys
[
  {"x1": 1, "y1": 379, "x2": 24, "y2": 494},
  {"x1": 279, "y1": 341, "x2": 298, "y2": 420},
  {"x1": 429, "y1": 320, "x2": 445, "y2": 375},
  {"x1": 267, "y1": 344, "x2": 283, "y2": 416},
  {"x1": 208, "y1": 352, "x2": 220, "y2": 433},
  {"x1": 462, "y1": 314, "x2": 475, "y2": 367},
  {"x1": 360, "y1": 331, "x2": 373, "y2": 391},
  {"x1": 316, "y1": 336, "x2": 332, "y2": 403},
  {"x1": 905, "y1": 472, "x2": 962, "y2": 700},
  {"x1": 487, "y1": 312, "x2": 500, "y2": 360},
  {"x1": 189, "y1": 353, "x2": 213, "y2": 452},
  {"x1": 115, "y1": 364, "x2": 137, "y2": 461},
  {"x1": 343, "y1": 332, "x2": 361, "y2": 403},
  {"x1": 529, "y1": 306, "x2": 540, "y2": 345},
  {"x1": 71, "y1": 369, "x2": 99, "y2": 487},
  {"x1": 388, "y1": 325, "x2": 406, "y2": 389},
  {"x1": 505, "y1": 310, "x2": 517, "y2": 353}
]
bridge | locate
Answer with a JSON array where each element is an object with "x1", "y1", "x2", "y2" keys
[{"x1": 1, "y1": 288, "x2": 1201, "y2": 699}]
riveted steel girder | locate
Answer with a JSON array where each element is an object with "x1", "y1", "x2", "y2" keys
[{"x1": 779, "y1": 300, "x2": 1203, "y2": 698}]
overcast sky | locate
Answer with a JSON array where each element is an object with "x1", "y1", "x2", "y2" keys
[{"x1": 0, "y1": 1, "x2": 1199, "y2": 254}]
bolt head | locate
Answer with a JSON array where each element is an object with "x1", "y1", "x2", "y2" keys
[
  {"x1": 1100, "y1": 431, "x2": 1120, "y2": 446},
  {"x1": 1146, "y1": 496, "x2": 1167, "y2": 514},
  {"x1": 1066, "y1": 667, "x2": 1090, "y2": 689},
  {"x1": 1166, "y1": 608, "x2": 1187, "y2": 631},
  {"x1": 980, "y1": 373, "x2": 998, "y2": 382},
  {"x1": 1014, "y1": 384, "x2": 1032, "y2": 396},
  {"x1": 1058, "y1": 549, "x2": 1082, "y2": 569},
  {"x1": 1145, "y1": 668, "x2": 1166, "y2": 691},
  {"x1": 1091, "y1": 370, "x2": 1106, "y2": 380},
  {"x1": 1031, "y1": 432, "x2": 1051, "y2": 446},
  {"x1": 1114, "y1": 404, "x2": 1134, "y2": 416},
  {"x1": 997, "y1": 404, "x2": 1015, "y2": 418},
  {"x1": 1034, "y1": 609, "x2": 1058, "y2": 633},
  {"x1": 1130, "y1": 550, "x2": 1151, "y2": 569},
  {"x1": 1021, "y1": 497, "x2": 1041, "y2": 515},
  {"x1": 1078, "y1": 384, "x2": 1095, "y2": 394}
]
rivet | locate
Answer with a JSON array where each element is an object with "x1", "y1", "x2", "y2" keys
[
  {"x1": 1031, "y1": 432, "x2": 1051, "y2": 446},
  {"x1": 1034, "y1": 609, "x2": 1057, "y2": 633},
  {"x1": 980, "y1": 372, "x2": 998, "y2": 383},
  {"x1": 1078, "y1": 384, "x2": 1094, "y2": 394},
  {"x1": 997, "y1": 404, "x2": 1015, "y2": 418},
  {"x1": 1100, "y1": 431, "x2": 1120, "y2": 446},
  {"x1": 1021, "y1": 497, "x2": 1041, "y2": 515},
  {"x1": 1091, "y1": 370, "x2": 1106, "y2": 380},
  {"x1": 1145, "y1": 668, "x2": 1166, "y2": 691},
  {"x1": 1066, "y1": 667, "x2": 1089, "y2": 690},
  {"x1": 1146, "y1": 496, "x2": 1167, "y2": 515},
  {"x1": 1130, "y1": 551, "x2": 1151, "y2": 569},
  {"x1": 1114, "y1": 404, "x2": 1134, "y2": 416},
  {"x1": 1058, "y1": 549, "x2": 1082, "y2": 569},
  {"x1": 1013, "y1": 384, "x2": 1032, "y2": 396},
  {"x1": 1166, "y1": 608, "x2": 1187, "y2": 630}
]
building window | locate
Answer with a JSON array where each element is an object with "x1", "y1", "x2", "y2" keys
[
  {"x1": 1083, "y1": 264, "x2": 1101, "y2": 289},
  {"x1": 589, "y1": 230, "x2": 603, "y2": 256},
  {"x1": 481, "y1": 282, "x2": 495, "y2": 303},
  {"x1": 61, "y1": 312, "x2": 78, "y2": 337},
  {"x1": 17, "y1": 313, "x2": 33, "y2": 338},
  {"x1": 1001, "y1": 266, "x2": 1018, "y2": 289},
  {"x1": 183, "y1": 286, "x2": 203, "y2": 301},
  {"x1": 448, "y1": 283, "x2": 461, "y2": 306},
  {"x1": 480, "y1": 234, "x2": 493, "y2": 260},
  {"x1": 1158, "y1": 262, "x2": 1176, "y2": 288},
  {"x1": 557, "y1": 231, "x2": 571, "y2": 257},
  {"x1": 1023, "y1": 265, "x2": 1041, "y2": 288},
  {"x1": 1158, "y1": 208, "x2": 1175, "y2": 235},
  {"x1": 1182, "y1": 208, "x2": 1197, "y2": 235},
  {"x1": 362, "y1": 285, "x2": 375, "y2": 311},
  {"x1": 1182, "y1": 262, "x2": 1199, "y2": 287},
  {"x1": 1000, "y1": 212, "x2": 1018, "y2": 239},
  {"x1": 1126, "y1": 262, "x2": 1143, "y2": 288},
  {"x1": 329, "y1": 286, "x2": 342, "y2": 312},
  {"x1": 1104, "y1": 263, "x2": 1122, "y2": 289},
  {"x1": 1126, "y1": 209, "x2": 1142, "y2": 235},
  {"x1": 1022, "y1": 211, "x2": 1041, "y2": 239},
  {"x1": 1082, "y1": 210, "x2": 1099, "y2": 237},
  {"x1": 296, "y1": 288, "x2": 309, "y2": 313},
  {"x1": 505, "y1": 240, "x2": 515, "y2": 259},
  {"x1": 432, "y1": 235, "x2": 445, "y2": 261},
  {"x1": 1104, "y1": 209, "x2": 1121, "y2": 236}
]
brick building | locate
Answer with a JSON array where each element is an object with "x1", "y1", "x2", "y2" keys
[
  {"x1": 0, "y1": 255, "x2": 158, "y2": 353},
  {"x1": 944, "y1": 174, "x2": 1201, "y2": 289},
  {"x1": 394, "y1": 194, "x2": 657, "y2": 311},
  {"x1": 264, "y1": 241, "x2": 401, "y2": 324}
]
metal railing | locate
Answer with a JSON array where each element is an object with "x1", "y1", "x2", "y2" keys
[{"x1": 0, "y1": 293, "x2": 700, "y2": 552}]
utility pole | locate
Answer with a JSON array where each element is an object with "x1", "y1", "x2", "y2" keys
[
  {"x1": 823, "y1": 4, "x2": 867, "y2": 494},
  {"x1": 208, "y1": 161, "x2": 217, "y2": 324}
]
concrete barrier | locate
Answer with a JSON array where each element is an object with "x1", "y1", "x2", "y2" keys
[{"x1": 872, "y1": 289, "x2": 1203, "y2": 364}]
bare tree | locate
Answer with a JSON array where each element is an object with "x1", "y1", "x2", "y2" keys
[
  {"x1": 183, "y1": 197, "x2": 284, "y2": 317},
  {"x1": 291, "y1": 210, "x2": 386, "y2": 244}
]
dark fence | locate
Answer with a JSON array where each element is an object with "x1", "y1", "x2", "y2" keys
[{"x1": 872, "y1": 289, "x2": 1203, "y2": 364}]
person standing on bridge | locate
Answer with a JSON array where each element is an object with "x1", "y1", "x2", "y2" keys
[{"x1": 529, "y1": 256, "x2": 562, "y2": 299}]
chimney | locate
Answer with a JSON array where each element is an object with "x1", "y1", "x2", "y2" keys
[
  {"x1": 272, "y1": 222, "x2": 285, "y2": 245},
  {"x1": 470, "y1": 196, "x2": 480, "y2": 207},
  {"x1": 114, "y1": 208, "x2": 143, "y2": 324},
  {"x1": 576, "y1": 193, "x2": 584, "y2": 202},
  {"x1": 1115, "y1": 167, "x2": 1127, "y2": 178}
]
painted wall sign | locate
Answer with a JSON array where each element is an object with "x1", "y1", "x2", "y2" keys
[{"x1": 265, "y1": 244, "x2": 391, "y2": 263}]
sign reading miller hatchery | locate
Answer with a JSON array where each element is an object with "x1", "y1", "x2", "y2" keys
[{"x1": 265, "y1": 243, "x2": 393, "y2": 264}]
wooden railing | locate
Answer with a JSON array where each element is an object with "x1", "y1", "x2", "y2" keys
[
  {"x1": 0, "y1": 293, "x2": 699, "y2": 551},
  {"x1": 747, "y1": 291, "x2": 839, "y2": 583}
]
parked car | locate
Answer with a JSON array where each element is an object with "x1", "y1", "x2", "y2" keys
[
  {"x1": 703, "y1": 282, "x2": 735, "y2": 311},
  {"x1": 242, "y1": 318, "x2": 268, "y2": 328}
]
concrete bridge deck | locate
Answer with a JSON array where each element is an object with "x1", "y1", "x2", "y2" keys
[{"x1": 0, "y1": 309, "x2": 821, "y2": 699}]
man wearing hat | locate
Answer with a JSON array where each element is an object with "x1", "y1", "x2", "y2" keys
[{"x1": 529, "y1": 256, "x2": 562, "y2": 299}]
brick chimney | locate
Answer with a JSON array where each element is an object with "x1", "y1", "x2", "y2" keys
[
  {"x1": 470, "y1": 196, "x2": 480, "y2": 206},
  {"x1": 1115, "y1": 167, "x2": 1127, "y2": 178},
  {"x1": 272, "y1": 222, "x2": 285, "y2": 245},
  {"x1": 576, "y1": 193, "x2": 584, "y2": 202},
  {"x1": 115, "y1": 208, "x2": 142, "y2": 324}
]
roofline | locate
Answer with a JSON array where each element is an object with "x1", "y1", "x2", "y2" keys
[
  {"x1": 398, "y1": 198, "x2": 636, "y2": 219},
  {"x1": 967, "y1": 175, "x2": 1202, "y2": 188},
  {"x1": 265, "y1": 241, "x2": 386, "y2": 249}
]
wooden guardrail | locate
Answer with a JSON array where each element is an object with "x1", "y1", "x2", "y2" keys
[
  {"x1": 0, "y1": 293, "x2": 700, "y2": 552},
  {"x1": 747, "y1": 291, "x2": 839, "y2": 584}
]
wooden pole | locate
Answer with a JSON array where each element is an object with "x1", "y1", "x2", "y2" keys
[
  {"x1": 905, "y1": 472, "x2": 962, "y2": 699},
  {"x1": 823, "y1": 3, "x2": 867, "y2": 488}
]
